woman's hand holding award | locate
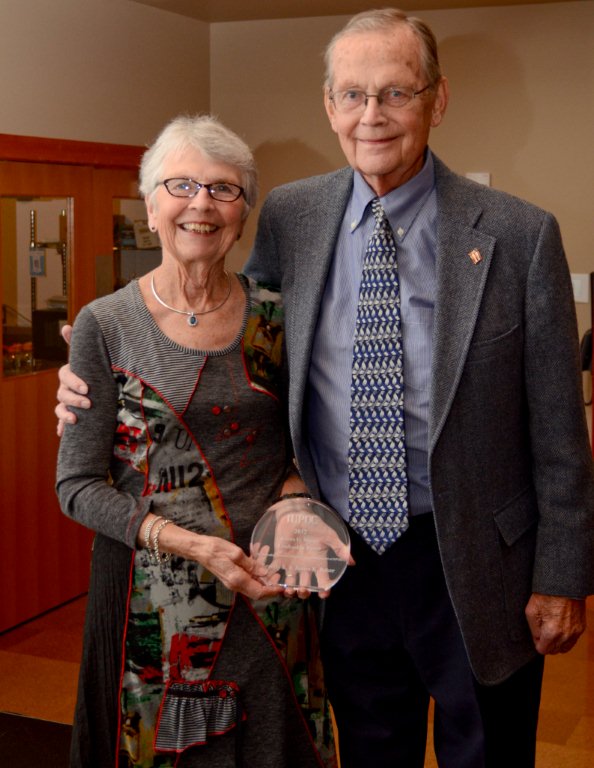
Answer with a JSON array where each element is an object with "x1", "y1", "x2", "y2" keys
[{"x1": 250, "y1": 496, "x2": 351, "y2": 594}]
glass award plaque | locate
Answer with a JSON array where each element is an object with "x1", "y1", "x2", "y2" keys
[{"x1": 250, "y1": 497, "x2": 351, "y2": 591}]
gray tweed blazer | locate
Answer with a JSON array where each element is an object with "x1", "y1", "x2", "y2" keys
[{"x1": 245, "y1": 153, "x2": 594, "y2": 684}]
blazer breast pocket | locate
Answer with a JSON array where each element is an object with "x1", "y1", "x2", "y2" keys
[{"x1": 465, "y1": 323, "x2": 522, "y2": 364}]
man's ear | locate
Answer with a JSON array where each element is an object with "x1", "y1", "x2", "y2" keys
[
  {"x1": 431, "y1": 77, "x2": 449, "y2": 128},
  {"x1": 324, "y1": 88, "x2": 339, "y2": 134}
]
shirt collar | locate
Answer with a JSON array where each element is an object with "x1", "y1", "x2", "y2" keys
[{"x1": 348, "y1": 149, "x2": 436, "y2": 243}]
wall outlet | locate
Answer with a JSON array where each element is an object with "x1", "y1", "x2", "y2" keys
[
  {"x1": 465, "y1": 172, "x2": 491, "y2": 186},
  {"x1": 571, "y1": 273, "x2": 590, "y2": 304}
]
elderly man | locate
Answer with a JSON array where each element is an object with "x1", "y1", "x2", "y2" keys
[
  {"x1": 244, "y1": 8, "x2": 593, "y2": 768},
  {"x1": 57, "y1": 8, "x2": 593, "y2": 768}
]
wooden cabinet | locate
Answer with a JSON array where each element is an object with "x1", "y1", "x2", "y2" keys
[{"x1": 0, "y1": 135, "x2": 144, "y2": 632}]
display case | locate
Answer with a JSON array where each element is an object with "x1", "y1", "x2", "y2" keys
[{"x1": 95, "y1": 206, "x2": 161, "y2": 297}]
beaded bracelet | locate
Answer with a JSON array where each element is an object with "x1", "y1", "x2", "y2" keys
[
  {"x1": 143, "y1": 516, "x2": 160, "y2": 554},
  {"x1": 277, "y1": 492, "x2": 312, "y2": 502},
  {"x1": 152, "y1": 518, "x2": 173, "y2": 565}
]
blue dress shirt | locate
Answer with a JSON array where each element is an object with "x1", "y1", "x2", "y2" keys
[{"x1": 306, "y1": 151, "x2": 438, "y2": 521}]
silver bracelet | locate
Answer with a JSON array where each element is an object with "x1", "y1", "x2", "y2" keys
[
  {"x1": 152, "y1": 518, "x2": 173, "y2": 565},
  {"x1": 143, "y1": 516, "x2": 160, "y2": 556},
  {"x1": 277, "y1": 492, "x2": 312, "y2": 502}
]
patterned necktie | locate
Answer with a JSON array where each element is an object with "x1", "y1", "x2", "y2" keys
[{"x1": 348, "y1": 197, "x2": 409, "y2": 555}]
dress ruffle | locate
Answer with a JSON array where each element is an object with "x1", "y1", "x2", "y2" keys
[{"x1": 155, "y1": 679, "x2": 243, "y2": 752}]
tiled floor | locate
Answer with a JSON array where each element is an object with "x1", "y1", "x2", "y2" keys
[{"x1": 0, "y1": 592, "x2": 593, "y2": 766}]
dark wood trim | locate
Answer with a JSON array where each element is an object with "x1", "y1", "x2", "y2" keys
[{"x1": 0, "y1": 133, "x2": 144, "y2": 169}]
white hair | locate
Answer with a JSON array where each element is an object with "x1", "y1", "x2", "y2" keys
[
  {"x1": 324, "y1": 8, "x2": 442, "y2": 89},
  {"x1": 139, "y1": 114, "x2": 258, "y2": 217}
]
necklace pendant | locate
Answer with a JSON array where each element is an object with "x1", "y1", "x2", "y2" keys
[{"x1": 150, "y1": 273, "x2": 232, "y2": 328}]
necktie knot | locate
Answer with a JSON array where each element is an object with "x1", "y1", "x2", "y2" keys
[{"x1": 371, "y1": 197, "x2": 385, "y2": 224}]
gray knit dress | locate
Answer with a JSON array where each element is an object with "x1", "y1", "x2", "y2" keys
[{"x1": 56, "y1": 275, "x2": 337, "y2": 768}]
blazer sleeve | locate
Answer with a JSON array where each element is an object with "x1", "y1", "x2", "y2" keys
[
  {"x1": 244, "y1": 193, "x2": 283, "y2": 289},
  {"x1": 523, "y1": 211, "x2": 594, "y2": 596}
]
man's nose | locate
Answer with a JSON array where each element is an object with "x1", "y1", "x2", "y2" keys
[{"x1": 361, "y1": 94, "x2": 386, "y2": 120}]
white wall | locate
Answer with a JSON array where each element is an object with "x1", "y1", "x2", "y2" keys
[{"x1": 0, "y1": 0, "x2": 210, "y2": 146}]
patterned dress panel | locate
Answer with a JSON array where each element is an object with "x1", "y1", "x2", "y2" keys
[{"x1": 81, "y1": 277, "x2": 335, "y2": 767}]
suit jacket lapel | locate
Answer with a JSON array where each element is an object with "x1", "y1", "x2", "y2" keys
[
  {"x1": 287, "y1": 169, "x2": 353, "y2": 442},
  {"x1": 286, "y1": 158, "x2": 496, "y2": 471},
  {"x1": 429, "y1": 159, "x2": 496, "y2": 451}
]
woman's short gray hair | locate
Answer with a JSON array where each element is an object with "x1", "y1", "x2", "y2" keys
[
  {"x1": 139, "y1": 114, "x2": 258, "y2": 218},
  {"x1": 324, "y1": 8, "x2": 442, "y2": 90}
]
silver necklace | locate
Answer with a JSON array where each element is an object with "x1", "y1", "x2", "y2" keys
[{"x1": 150, "y1": 271, "x2": 232, "y2": 327}]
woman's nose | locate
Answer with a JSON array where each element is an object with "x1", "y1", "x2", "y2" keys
[{"x1": 189, "y1": 186, "x2": 215, "y2": 207}]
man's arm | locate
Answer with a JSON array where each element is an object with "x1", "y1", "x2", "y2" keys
[
  {"x1": 523, "y1": 213, "x2": 594, "y2": 655},
  {"x1": 524, "y1": 212, "x2": 594, "y2": 596},
  {"x1": 243, "y1": 193, "x2": 283, "y2": 288}
]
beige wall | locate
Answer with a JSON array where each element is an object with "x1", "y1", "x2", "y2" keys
[
  {"x1": 0, "y1": 1, "x2": 591, "y2": 336},
  {"x1": 211, "y1": 2, "x2": 594, "y2": 338},
  {"x1": 0, "y1": 0, "x2": 210, "y2": 145}
]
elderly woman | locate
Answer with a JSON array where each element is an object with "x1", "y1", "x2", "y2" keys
[{"x1": 56, "y1": 114, "x2": 338, "y2": 768}]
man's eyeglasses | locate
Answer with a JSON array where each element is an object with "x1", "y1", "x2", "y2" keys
[
  {"x1": 159, "y1": 178, "x2": 244, "y2": 202},
  {"x1": 329, "y1": 83, "x2": 433, "y2": 113}
]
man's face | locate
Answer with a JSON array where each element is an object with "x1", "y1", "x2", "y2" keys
[{"x1": 324, "y1": 26, "x2": 449, "y2": 196}]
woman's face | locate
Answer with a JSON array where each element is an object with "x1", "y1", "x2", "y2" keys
[{"x1": 146, "y1": 147, "x2": 246, "y2": 268}]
